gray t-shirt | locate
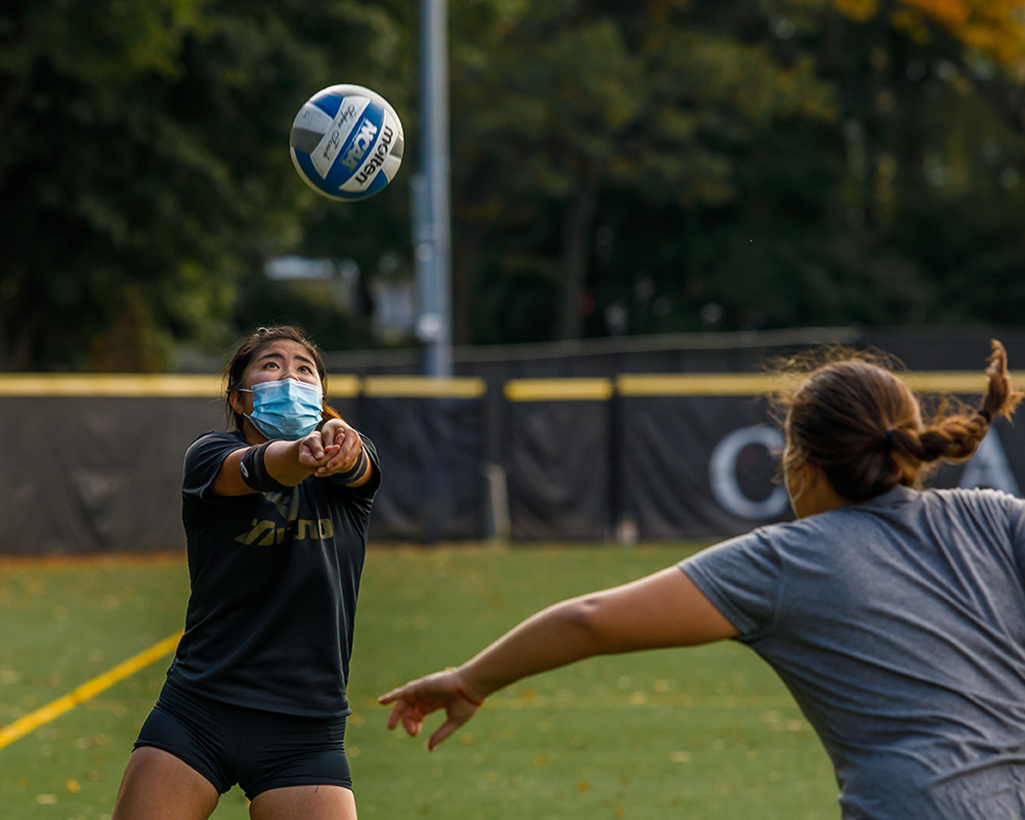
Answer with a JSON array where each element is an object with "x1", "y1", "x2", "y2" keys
[{"x1": 681, "y1": 485, "x2": 1025, "y2": 819}]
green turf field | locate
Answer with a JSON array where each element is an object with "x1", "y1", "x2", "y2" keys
[{"x1": 0, "y1": 546, "x2": 837, "y2": 819}]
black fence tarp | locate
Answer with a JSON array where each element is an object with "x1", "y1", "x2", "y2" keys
[
  {"x1": 0, "y1": 396, "x2": 222, "y2": 554},
  {"x1": 618, "y1": 394, "x2": 789, "y2": 540},
  {"x1": 0, "y1": 378, "x2": 360, "y2": 555},
  {"x1": 619, "y1": 407, "x2": 1025, "y2": 541},
  {"x1": 360, "y1": 385, "x2": 486, "y2": 542},
  {"x1": 1, "y1": 360, "x2": 1024, "y2": 554},
  {"x1": 503, "y1": 380, "x2": 614, "y2": 541}
]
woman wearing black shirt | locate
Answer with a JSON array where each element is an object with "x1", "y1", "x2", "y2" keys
[{"x1": 113, "y1": 326, "x2": 380, "y2": 820}]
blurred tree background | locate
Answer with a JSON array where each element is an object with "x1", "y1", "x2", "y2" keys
[{"x1": 1, "y1": 0, "x2": 1024, "y2": 370}]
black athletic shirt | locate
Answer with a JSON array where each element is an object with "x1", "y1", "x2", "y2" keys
[{"x1": 165, "y1": 430, "x2": 381, "y2": 718}]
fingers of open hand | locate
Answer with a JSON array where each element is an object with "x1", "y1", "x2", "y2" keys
[
  {"x1": 402, "y1": 712, "x2": 426, "y2": 738},
  {"x1": 380, "y1": 674, "x2": 480, "y2": 750},
  {"x1": 423, "y1": 696, "x2": 481, "y2": 750},
  {"x1": 428, "y1": 719, "x2": 463, "y2": 751},
  {"x1": 385, "y1": 699, "x2": 432, "y2": 737},
  {"x1": 379, "y1": 673, "x2": 448, "y2": 707},
  {"x1": 386, "y1": 702, "x2": 414, "y2": 734}
]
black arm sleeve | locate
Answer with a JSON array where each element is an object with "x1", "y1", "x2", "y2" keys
[
  {"x1": 327, "y1": 434, "x2": 382, "y2": 496},
  {"x1": 239, "y1": 442, "x2": 294, "y2": 493}
]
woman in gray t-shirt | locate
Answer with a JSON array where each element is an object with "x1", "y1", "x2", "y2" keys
[{"x1": 381, "y1": 341, "x2": 1025, "y2": 819}]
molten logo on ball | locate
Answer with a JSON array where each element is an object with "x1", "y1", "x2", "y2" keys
[{"x1": 290, "y1": 84, "x2": 404, "y2": 202}]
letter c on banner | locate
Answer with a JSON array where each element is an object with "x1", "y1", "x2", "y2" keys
[{"x1": 709, "y1": 425, "x2": 789, "y2": 520}]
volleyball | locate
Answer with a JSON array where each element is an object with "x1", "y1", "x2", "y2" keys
[{"x1": 289, "y1": 84, "x2": 404, "y2": 202}]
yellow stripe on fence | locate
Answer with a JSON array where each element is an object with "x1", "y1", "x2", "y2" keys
[
  {"x1": 0, "y1": 375, "x2": 224, "y2": 397},
  {"x1": 363, "y1": 377, "x2": 487, "y2": 398},
  {"x1": 0, "y1": 370, "x2": 1022, "y2": 400},
  {"x1": 0, "y1": 374, "x2": 362, "y2": 398},
  {"x1": 504, "y1": 378, "x2": 614, "y2": 402},
  {"x1": 616, "y1": 371, "x2": 1025, "y2": 397},
  {"x1": 898, "y1": 371, "x2": 1013, "y2": 394},
  {"x1": 326, "y1": 375, "x2": 362, "y2": 398},
  {"x1": 0, "y1": 631, "x2": 183, "y2": 751},
  {"x1": 616, "y1": 373, "x2": 779, "y2": 396}
]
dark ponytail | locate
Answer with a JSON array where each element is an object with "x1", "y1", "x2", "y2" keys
[{"x1": 779, "y1": 341, "x2": 1022, "y2": 503}]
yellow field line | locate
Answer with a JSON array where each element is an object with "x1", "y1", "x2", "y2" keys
[{"x1": 0, "y1": 630, "x2": 182, "y2": 751}]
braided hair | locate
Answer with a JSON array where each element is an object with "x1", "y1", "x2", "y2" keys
[{"x1": 778, "y1": 341, "x2": 1022, "y2": 503}]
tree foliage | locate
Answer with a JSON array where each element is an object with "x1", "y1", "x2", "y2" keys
[
  {"x1": 2, "y1": 0, "x2": 1025, "y2": 368},
  {"x1": 0, "y1": 0, "x2": 409, "y2": 370},
  {"x1": 829, "y1": 0, "x2": 1025, "y2": 67},
  {"x1": 450, "y1": 0, "x2": 1025, "y2": 342}
]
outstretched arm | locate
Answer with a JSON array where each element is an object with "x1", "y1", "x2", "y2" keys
[{"x1": 379, "y1": 566, "x2": 738, "y2": 750}]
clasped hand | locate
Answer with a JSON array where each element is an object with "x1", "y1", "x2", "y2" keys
[{"x1": 298, "y1": 419, "x2": 363, "y2": 478}]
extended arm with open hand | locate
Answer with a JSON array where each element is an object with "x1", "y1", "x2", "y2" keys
[{"x1": 378, "y1": 566, "x2": 738, "y2": 750}]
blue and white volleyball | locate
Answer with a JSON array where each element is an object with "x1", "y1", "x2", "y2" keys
[{"x1": 289, "y1": 84, "x2": 404, "y2": 202}]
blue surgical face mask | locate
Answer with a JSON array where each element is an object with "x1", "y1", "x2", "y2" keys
[{"x1": 240, "y1": 378, "x2": 323, "y2": 440}]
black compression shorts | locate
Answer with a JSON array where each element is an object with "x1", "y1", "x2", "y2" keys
[{"x1": 134, "y1": 680, "x2": 352, "y2": 800}]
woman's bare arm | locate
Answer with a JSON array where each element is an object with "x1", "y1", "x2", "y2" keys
[{"x1": 379, "y1": 566, "x2": 738, "y2": 750}]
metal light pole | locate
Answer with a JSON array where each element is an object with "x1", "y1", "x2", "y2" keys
[{"x1": 412, "y1": 0, "x2": 453, "y2": 377}]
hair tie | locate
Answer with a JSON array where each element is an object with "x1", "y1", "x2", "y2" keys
[
  {"x1": 884, "y1": 429, "x2": 897, "y2": 448},
  {"x1": 456, "y1": 686, "x2": 485, "y2": 708},
  {"x1": 978, "y1": 409, "x2": 992, "y2": 424}
]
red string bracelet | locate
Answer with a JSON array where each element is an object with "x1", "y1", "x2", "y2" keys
[{"x1": 456, "y1": 686, "x2": 485, "y2": 707}]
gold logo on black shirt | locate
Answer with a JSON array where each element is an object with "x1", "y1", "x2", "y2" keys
[{"x1": 235, "y1": 518, "x2": 335, "y2": 546}]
